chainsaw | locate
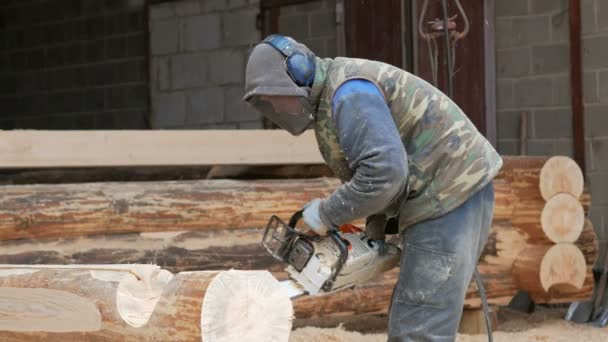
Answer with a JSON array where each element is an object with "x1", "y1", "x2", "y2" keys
[{"x1": 262, "y1": 210, "x2": 401, "y2": 298}]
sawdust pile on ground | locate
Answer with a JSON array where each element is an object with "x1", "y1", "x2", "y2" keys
[{"x1": 290, "y1": 308, "x2": 608, "y2": 342}]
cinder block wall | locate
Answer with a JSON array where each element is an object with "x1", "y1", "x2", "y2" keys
[
  {"x1": 149, "y1": 0, "x2": 262, "y2": 129},
  {"x1": 278, "y1": 0, "x2": 337, "y2": 58},
  {"x1": 0, "y1": 0, "x2": 148, "y2": 129},
  {"x1": 495, "y1": 0, "x2": 608, "y2": 237},
  {"x1": 148, "y1": 0, "x2": 338, "y2": 129}
]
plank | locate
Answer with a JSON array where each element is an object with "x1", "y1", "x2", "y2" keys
[{"x1": 0, "y1": 130, "x2": 323, "y2": 168}]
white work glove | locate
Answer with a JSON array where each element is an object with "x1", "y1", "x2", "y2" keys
[{"x1": 302, "y1": 198, "x2": 329, "y2": 236}]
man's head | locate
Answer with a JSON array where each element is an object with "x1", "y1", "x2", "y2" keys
[{"x1": 243, "y1": 35, "x2": 316, "y2": 135}]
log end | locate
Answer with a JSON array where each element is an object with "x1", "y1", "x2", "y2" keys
[
  {"x1": 201, "y1": 270, "x2": 293, "y2": 342},
  {"x1": 540, "y1": 244, "x2": 587, "y2": 292},
  {"x1": 539, "y1": 156, "x2": 584, "y2": 200},
  {"x1": 541, "y1": 193, "x2": 585, "y2": 243},
  {"x1": 115, "y1": 267, "x2": 174, "y2": 328}
]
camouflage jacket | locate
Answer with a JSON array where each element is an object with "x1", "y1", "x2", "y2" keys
[{"x1": 309, "y1": 57, "x2": 503, "y2": 230}]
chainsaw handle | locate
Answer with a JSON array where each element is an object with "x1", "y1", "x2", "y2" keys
[
  {"x1": 288, "y1": 210, "x2": 304, "y2": 229},
  {"x1": 321, "y1": 230, "x2": 349, "y2": 292}
]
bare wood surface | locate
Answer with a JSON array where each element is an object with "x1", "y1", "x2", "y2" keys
[
  {"x1": 512, "y1": 244, "x2": 588, "y2": 302},
  {"x1": 541, "y1": 193, "x2": 585, "y2": 243},
  {"x1": 0, "y1": 178, "x2": 338, "y2": 241},
  {"x1": 0, "y1": 157, "x2": 591, "y2": 242},
  {"x1": 0, "y1": 130, "x2": 323, "y2": 169},
  {"x1": 0, "y1": 266, "x2": 292, "y2": 341},
  {"x1": 539, "y1": 156, "x2": 585, "y2": 200}
]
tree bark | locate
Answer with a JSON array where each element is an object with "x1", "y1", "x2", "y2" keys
[
  {"x1": 0, "y1": 266, "x2": 292, "y2": 341},
  {"x1": 0, "y1": 156, "x2": 590, "y2": 242}
]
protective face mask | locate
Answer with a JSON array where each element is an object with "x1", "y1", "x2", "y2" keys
[{"x1": 247, "y1": 96, "x2": 314, "y2": 136}]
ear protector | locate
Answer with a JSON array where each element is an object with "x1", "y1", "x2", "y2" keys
[{"x1": 262, "y1": 34, "x2": 316, "y2": 87}]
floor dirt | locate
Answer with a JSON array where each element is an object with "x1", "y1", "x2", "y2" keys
[{"x1": 290, "y1": 307, "x2": 608, "y2": 342}]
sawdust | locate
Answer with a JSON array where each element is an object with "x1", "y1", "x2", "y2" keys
[{"x1": 289, "y1": 308, "x2": 608, "y2": 342}]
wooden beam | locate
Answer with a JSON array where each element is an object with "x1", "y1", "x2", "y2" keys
[{"x1": 0, "y1": 130, "x2": 324, "y2": 169}]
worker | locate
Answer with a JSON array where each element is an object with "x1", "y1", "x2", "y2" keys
[{"x1": 243, "y1": 34, "x2": 503, "y2": 341}]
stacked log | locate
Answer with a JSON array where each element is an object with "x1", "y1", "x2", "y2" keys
[
  {"x1": 0, "y1": 265, "x2": 293, "y2": 341},
  {"x1": 0, "y1": 156, "x2": 597, "y2": 319}
]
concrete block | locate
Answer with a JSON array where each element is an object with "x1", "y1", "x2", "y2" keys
[
  {"x1": 224, "y1": 86, "x2": 261, "y2": 122},
  {"x1": 105, "y1": 36, "x2": 127, "y2": 59},
  {"x1": 592, "y1": 138, "x2": 608, "y2": 171},
  {"x1": 497, "y1": 140, "x2": 519, "y2": 155},
  {"x1": 127, "y1": 33, "x2": 146, "y2": 57},
  {"x1": 209, "y1": 49, "x2": 244, "y2": 85},
  {"x1": 222, "y1": 8, "x2": 260, "y2": 46},
  {"x1": 150, "y1": 3, "x2": 175, "y2": 19},
  {"x1": 171, "y1": 53, "x2": 207, "y2": 89},
  {"x1": 10, "y1": 51, "x2": 26, "y2": 71},
  {"x1": 496, "y1": 111, "x2": 522, "y2": 140},
  {"x1": 510, "y1": 16, "x2": 551, "y2": 47},
  {"x1": 587, "y1": 205, "x2": 606, "y2": 239},
  {"x1": 155, "y1": 92, "x2": 187, "y2": 127},
  {"x1": 599, "y1": 0, "x2": 608, "y2": 32},
  {"x1": 586, "y1": 138, "x2": 595, "y2": 172},
  {"x1": 514, "y1": 77, "x2": 553, "y2": 107},
  {"x1": 150, "y1": 18, "x2": 179, "y2": 55},
  {"x1": 105, "y1": 87, "x2": 125, "y2": 109},
  {"x1": 153, "y1": 56, "x2": 171, "y2": 91},
  {"x1": 200, "y1": 0, "x2": 227, "y2": 13},
  {"x1": 105, "y1": 0, "x2": 127, "y2": 12},
  {"x1": 497, "y1": 80, "x2": 514, "y2": 110},
  {"x1": 533, "y1": 109, "x2": 572, "y2": 139},
  {"x1": 597, "y1": 70, "x2": 608, "y2": 104},
  {"x1": 583, "y1": 35, "x2": 608, "y2": 69},
  {"x1": 226, "y1": 0, "x2": 249, "y2": 9},
  {"x1": 495, "y1": 18, "x2": 513, "y2": 49},
  {"x1": 85, "y1": 39, "x2": 105, "y2": 63},
  {"x1": 550, "y1": 9, "x2": 569, "y2": 42},
  {"x1": 180, "y1": 14, "x2": 221, "y2": 51},
  {"x1": 85, "y1": 88, "x2": 106, "y2": 111},
  {"x1": 0, "y1": 120, "x2": 15, "y2": 130},
  {"x1": 282, "y1": 0, "x2": 326, "y2": 14},
  {"x1": 85, "y1": 16, "x2": 106, "y2": 39},
  {"x1": 530, "y1": 0, "x2": 567, "y2": 14},
  {"x1": 496, "y1": 0, "x2": 528, "y2": 17},
  {"x1": 25, "y1": 48, "x2": 45, "y2": 70},
  {"x1": 497, "y1": 47, "x2": 531, "y2": 78},
  {"x1": 589, "y1": 173, "x2": 608, "y2": 205},
  {"x1": 187, "y1": 87, "x2": 224, "y2": 124},
  {"x1": 175, "y1": 0, "x2": 201, "y2": 16},
  {"x1": 279, "y1": 14, "x2": 310, "y2": 40},
  {"x1": 310, "y1": 10, "x2": 336, "y2": 37},
  {"x1": 584, "y1": 105, "x2": 608, "y2": 138},
  {"x1": 532, "y1": 44, "x2": 569, "y2": 74},
  {"x1": 123, "y1": 84, "x2": 148, "y2": 108},
  {"x1": 238, "y1": 120, "x2": 263, "y2": 129},
  {"x1": 104, "y1": 13, "x2": 129, "y2": 36},
  {"x1": 128, "y1": 12, "x2": 145, "y2": 33},
  {"x1": 582, "y1": 0, "x2": 597, "y2": 34},
  {"x1": 527, "y1": 140, "x2": 555, "y2": 156},
  {"x1": 553, "y1": 75, "x2": 571, "y2": 106},
  {"x1": 300, "y1": 38, "x2": 326, "y2": 57},
  {"x1": 198, "y1": 123, "x2": 238, "y2": 129},
  {"x1": 555, "y1": 139, "x2": 574, "y2": 158},
  {"x1": 585, "y1": 71, "x2": 598, "y2": 104},
  {"x1": 96, "y1": 111, "x2": 146, "y2": 129},
  {"x1": 326, "y1": 37, "x2": 337, "y2": 57}
]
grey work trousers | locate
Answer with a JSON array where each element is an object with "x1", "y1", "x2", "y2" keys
[{"x1": 387, "y1": 182, "x2": 494, "y2": 342}]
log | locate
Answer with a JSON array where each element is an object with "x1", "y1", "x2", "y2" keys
[
  {"x1": 0, "y1": 167, "x2": 591, "y2": 242},
  {"x1": 0, "y1": 229, "x2": 285, "y2": 274},
  {"x1": 541, "y1": 193, "x2": 585, "y2": 243},
  {"x1": 0, "y1": 178, "x2": 338, "y2": 241},
  {"x1": 0, "y1": 221, "x2": 597, "y2": 322},
  {"x1": 512, "y1": 244, "x2": 587, "y2": 302},
  {"x1": 0, "y1": 265, "x2": 293, "y2": 341},
  {"x1": 539, "y1": 156, "x2": 585, "y2": 200}
]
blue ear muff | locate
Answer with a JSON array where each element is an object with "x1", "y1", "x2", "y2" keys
[{"x1": 262, "y1": 34, "x2": 315, "y2": 87}]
